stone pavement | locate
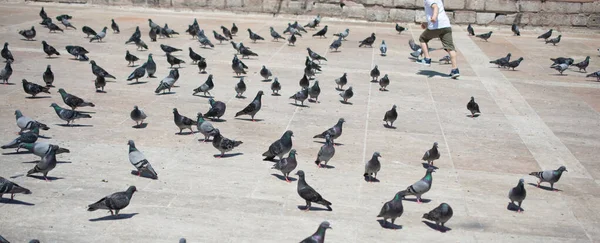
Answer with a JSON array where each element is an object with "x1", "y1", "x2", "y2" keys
[{"x1": 0, "y1": 3, "x2": 599, "y2": 243}]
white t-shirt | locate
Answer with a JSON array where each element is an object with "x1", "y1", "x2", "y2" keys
[{"x1": 424, "y1": 0, "x2": 451, "y2": 30}]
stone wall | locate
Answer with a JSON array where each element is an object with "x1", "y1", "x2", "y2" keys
[{"x1": 25, "y1": 0, "x2": 600, "y2": 27}]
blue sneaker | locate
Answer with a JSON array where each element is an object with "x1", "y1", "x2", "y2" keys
[
  {"x1": 450, "y1": 68, "x2": 460, "y2": 78},
  {"x1": 416, "y1": 58, "x2": 431, "y2": 66}
]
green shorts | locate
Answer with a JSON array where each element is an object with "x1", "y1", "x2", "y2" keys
[{"x1": 419, "y1": 27, "x2": 455, "y2": 51}]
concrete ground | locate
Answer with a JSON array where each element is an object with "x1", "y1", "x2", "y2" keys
[{"x1": 0, "y1": 2, "x2": 599, "y2": 242}]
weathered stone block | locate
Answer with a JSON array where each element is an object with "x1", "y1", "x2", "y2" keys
[
  {"x1": 492, "y1": 13, "x2": 517, "y2": 25},
  {"x1": 588, "y1": 14, "x2": 600, "y2": 27},
  {"x1": 465, "y1": 0, "x2": 484, "y2": 11},
  {"x1": 394, "y1": 0, "x2": 417, "y2": 8},
  {"x1": 518, "y1": 0, "x2": 541, "y2": 12},
  {"x1": 444, "y1": 0, "x2": 465, "y2": 10},
  {"x1": 91, "y1": 0, "x2": 110, "y2": 5},
  {"x1": 571, "y1": 14, "x2": 588, "y2": 26},
  {"x1": 453, "y1": 10, "x2": 476, "y2": 23},
  {"x1": 284, "y1": 1, "x2": 305, "y2": 14},
  {"x1": 582, "y1": 1, "x2": 600, "y2": 13},
  {"x1": 527, "y1": 13, "x2": 569, "y2": 26},
  {"x1": 343, "y1": 4, "x2": 366, "y2": 18},
  {"x1": 389, "y1": 9, "x2": 416, "y2": 22},
  {"x1": 485, "y1": 0, "x2": 517, "y2": 12},
  {"x1": 227, "y1": 0, "x2": 243, "y2": 8},
  {"x1": 361, "y1": 0, "x2": 383, "y2": 4},
  {"x1": 476, "y1": 12, "x2": 495, "y2": 25},
  {"x1": 415, "y1": 9, "x2": 426, "y2": 22},
  {"x1": 382, "y1": 0, "x2": 394, "y2": 7},
  {"x1": 243, "y1": 0, "x2": 263, "y2": 12},
  {"x1": 313, "y1": 3, "x2": 342, "y2": 16},
  {"x1": 207, "y1": 0, "x2": 226, "y2": 8},
  {"x1": 366, "y1": 8, "x2": 389, "y2": 22},
  {"x1": 262, "y1": 0, "x2": 280, "y2": 13},
  {"x1": 111, "y1": 0, "x2": 133, "y2": 5},
  {"x1": 542, "y1": 1, "x2": 581, "y2": 14}
]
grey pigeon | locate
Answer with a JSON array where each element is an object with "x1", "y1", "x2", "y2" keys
[
  {"x1": 377, "y1": 191, "x2": 405, "y2": 228},
  {"x1": 505, "y1": 57, "x2": 524, "y2": 70},
  {"x1": 2, "y1": 126, "x2": 39, "y2": 149},
  {"x1": 173, "y1": 108, "x2": 197, "y2": 134},
  {"x1": 300, "y1": 221, "x2": 331, "y2": 243},
  {"x1": 111, "y1": 19, "x2": 120, "y2": 33},
  {"x1": 160, "y1": 44, "x2": 182, "y2": 54},
  {"x1": 263, "y1": 130, "x2": 294, "y2": 161},
  {"x1": 82, "y1": 26, "x2": 97, "y2": 38},
  {"x1": 2, "y1": 42, "x2": 14, "y2": 62},
  {"x1": 529, "y1": 166, "x2": 567, "y2": 191},
  {"x1": 395, "y1": 24, "x2": 406, "y2": 34},
  {"x1": 511, "y1": 24, "x2": 520, "y2": 36},
  {"x1": 467, "y1": 97, "x2": 480, "y2": 118},
  {"x1": 212, "y1": 129, "x2": 243, "y2": 157},
  {"x1": 508, "y1": 179, "x2": 526, "y2": 212},
  {"x1": 193, "y1": 74, "x2": 214, "y2": 97},
  {"x1": 490, "y1": 53, "x2": 511, "y2": 67},
  {"x1": 15, "y1": 110, "x2": 49, "y2": 132},
  {"x1": 290, "y1": 88, "x2": 309, "y2": 106},
  {"x1": 166, "y1": 53, "x2": 185, "y2": 68},
  {"x1": 0, "y1": 235, "x2": 7, "y2": 243},
  {"x1": 0, "y1": 176, "x2": 32, "y2": 200},
  {"x1": 128, "y1": 140, "x2": 157, "y2": 179},
  {"x1": 17, "y1": 142, "x2": 70, "y2": 157},
  {"x1": 269, "y1": 27, "x2": 285, "y2": 41},
  {"x1": 235, "y1": 90, "x2": 264, "y2": 121},
  {"x1": 304, "y1": 19, "x2": 317, "y2": 29},
  {"x1": 90, "y1": 60, "x2": 116, "y2": 79},
  {"x1": 196, "y1": 113, "x2": 217, "y2": 142},
  {"x1": 423, "y1": 203, "x2": 453, "y2": 231},
  {"x1": 247, "y1": 28, "x2": 264, "y2": 42},
  {"x1": 335, "y1": 73, "x2": 347, "y2": 90},
  {"x1": 552, "y1": 63, "x2": 569, "y2": 75},
  {"x1": 400, "y1": 167, "x2": 435, "y2": 203},
  {"x1": 475, "y1": 31, "x2": 493, "y2": 41},
  {"x1": 308, "y1": 80, "x2": 321, "y2": 102},
  {"x1": 378, "y1": 74, "x2": 389, "y2": 91},
  {"x1": 313, "y1": 118, "x2": 345, "y2": 144},
  {"x1": 439, "y1": 55, "x2": 450, "y2": 64},
  {"x1": 42, "y1": 41, "x2": 60, "y2": 57},
  {"x1": 545, "y1": 35, "x2": 562, "y2": 46},
  {"x1": 296, "y1": 170, "x2": 332, "y2": 211},
  {"x1": 364, "y1": 152, "x2": 382, "y2": 181},
  {"x1": 550, "y1": 57, "x2": 574, "y2": 67},
  {"x1": 239, "y1": 45, "x2": 258, "y2": 59},
  {"x1": 383, "y1": 105, "x2": 397, "y2": 127},
  {"x1": 133, "y1": 39, "x2": 147, "y2": 50},
  {"x1": 60, "y1": 18, "x2": 76, "y2": 29},
  {"x1": 573, "y1": 56, "x2": 590, "y2": 72},
  {"x1": 586, "y1": 71, "x2": 600, "y2": 81},
  {"x1": 329, "y1": 36, "x2": 342, "y2": 51},
  {"x1": 26, "y1": 144, "x2": 59, "y2": 181},
  {"x1": 155, "y1": 69, "x2": 178, "y2": 94},
  {"x1": 130, "y1": 106, "x2": 147, "y2": 127},
  {"x1": 292, "y1": 21, "x2": 307, "y2": 33},
  {"x1": 146, "y1": 54, "x2": 157, "y2": 77},
  {"x1": 232, "y1": 59, "x2": 247, "y2": 77},
  {"x1": 409, "y1": 39, "x2": 420, "y2": 52},
  {"x1": 43, "y1": 65, "x2": 54, "y2": 86},
  {"x1": 307, "y1": 48, "x2": 327, "y2": 63},
  {"x1": 370, "y1": 65, "x2": 380, "y2": 81},
  {"x1": 22, "y1": 79, "x2": 50, "y2": 97},
  {"x1": 359, "y1": 33, "x2": 376, "y2": 47},
  {"x1": 299, "y1": 74, "x2": 310, "y2": 90},
  {"x1": 58, "y1": 88, "x2": 95, "y2": 110},
  {"x1": 380, "y1": 40, "x2": 387, "y2": 56},
  {"x1": 125, "y1": 50, "x2": 139, "y2": 66},
  {"x1": 538, "y1": 29, "x2": 553, "y2": 40},
  {"x1": 149, "y1": 27, "x2": 158, "y2": 42},
  {"x1": 197, "y1": 58, "x2": 207, "y2": 73},
  {"x1": 271, "y1": 149, "x2": 298, "y2": 182},
  {"x1": 50, "y1": 103, "x2": 91, "y2": 125},
  {"x1": 221, "y1": 26, "x2": 233, "y2": 40},
  {"x1": 127, "y1": 63, "x2": 147, "y2": 83},
  {"x1": 271, "y1": 77, "x2": 281, "y2": 95},
  {"x1": 163, "y1": 23, "x2": 179, "y2": 35},
  {"x1": 95, "y1": 76, "x2": 106, "y2": 92},
  {"x1": 288, "y1": 32, "x2": 297, "y2": 46},
  {"x1": 339, "y1": 86, "x2": 353, "y2": 103},
  {"x1": 467, "y1": 24, "x2": 474, "y2": 36},
  {"x1": 235, "y1": 77, "x2": 246, "y2": 98},
  {"x1": 231, "y1": 23, "x2": 238, "y2": 35},
  {"x1": 204, "y1": 98, "x2": 226, "y2": 120},
  {"x1": 314, "y1": 134, "x2": 335, "y2": 168},
  {"x1": 19, "y1": 26, "x2": 36, "y2": 40},
  {"x1": 422, "y1": 142, "x2": 440, "y2": 166},
  {"x1": 213, "y1": 30, "x2": 228, "y2": 43},
  {"x1": 90, "y1": 27, "x2": 107, "y2": 42},
  {"x1": 198, "y1": 34, "x2": 215, "y2": 48},
  {"x1": 188, "y1": 47, "x2": 203, "y2": 64},
  {"x1": 179, "y1": 238, "x2": 186, "y2": 243},
  {"x1": 65, "y1": 45, "x2": 89, "y2": 59},
  {"x1": 87, "y1": 186, "x2": 137, "y2": 216},
  {"x1": 48, "y1": 23, "x2": 64, "y2": 33},
  {"x1": 260, "y1": 65, "x2": 272, "y2": 80},
  {"x1": 125, "y1": 26, "x2": 141, "y2": 44},
  {"x1": 333, "y1": 28, "x2": 350, "y2": 40},
  {"x1": 0, "y1": 61, "x2": 13, "y2": 84},
  {"x1": 312, "y1": 25, "x2": 328, "y2": 38},
  {"x1": 39, "y1": 7, "x2": 47, "y2": 19}
]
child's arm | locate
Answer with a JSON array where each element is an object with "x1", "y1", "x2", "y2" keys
[{"x1": 431, "y1": 3, "x2": 439, "y2": 22}]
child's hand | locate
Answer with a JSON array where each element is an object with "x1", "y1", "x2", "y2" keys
[
  {"x1": 431, "y1": 16, "x2": 437, "y2": 23},
  {"x1": 421, "y1": 22, "x2": 427, "y2": 29}
]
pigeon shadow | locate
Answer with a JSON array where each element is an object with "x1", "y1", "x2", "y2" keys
[
  {"x1": 318, "y1": 164, "x2": 336, "y2": 169},
  {"x1": 45, "y1": 56, "x2": 59, "y2": 59},
  {"x1": 197, "y1": 138, "x2": 213, "y2": 142},
  {"x1": 133, "y1": 123, "x2": 148, "y2": 129},
  {"x1": 403, "y1": 198, "x2": 431, "y2": 203},
  {"x1": 193, "y1": 94, "x2": 213, "y2": 98},
  {"x1": 370, "y1": 80, "x2": 378, "y2": 83},
  {"x1": 2, "y1": 151, "x2": 32, "y2": 155},
  {"x1": 383, "y1": 124, "x2": 397, "y2": 129},
  {"x1": 0, "y1": 198, "x2": 35, "y2": 206},
  {"x1": 297, "y1": 205, "x2": 332, "y2": 211},
  {"x1": 340, "y1": 100, "x2": 353, "y2": 105},
  {"x1": 377, "y1": 220, "x2": 402, "y2": 230},
  {"x1": 271, "y1": 174, "x2": 297, "y2": 182},
  {"x1": 271, "y1": 93, "x2": 281, "y2": 96},
  {"x1": 199, "y1": 71, "x2": 208, "y2": 74},
  {"x1": 289, "y1": 103, "x2": 309, "y2": 107},
  {"x1": 262, "y1": 79, "x2": 272, "y2": 82},
  {"x1": 235, "y1": 95, "x2": 247, "y2": 99},
  {"x1": 89, "y1": 213, "x2": 139, "y2": 222},
  {"x1": 507, "y1": 202, "x2": 524, "y2": 212},
  {"x1": 1, "y1": 83, "x2": 16, "y2": 85},
  {"x1": 56, "y1": 124, "x2": 93, "y2": 127},
  {"x1": 421, "y1": 163, "x2": 439, "y2": 170},
  {"x1": 422, "y1": 221, "x2": 451, "y2": 232},
  {"x1": 176, "y1": 131, "x2": 197, "y2": 135},
  {"x1": 26, "y1": 175, "x2": 64, "y2": 181},
  {"x1": 466, "y1": 114, "x2": 481, "y2": 118},
  {"x1": 335, "y1": 88, "x2": 344, "y2": 91},
  {"x1": 207, "y1": 118, "x2": 227, "y2": 122},
  {"x1": 96, "y1": 90, "x2": 107, "y2": 93},
  {"x1": 130, "y1": 170, "x2": 158, "y2": 180},
  {"x1": 363, "y1": 176, "x2": 380, "y2": 182},
  {"x1": 235, "y1": 118, "x2": 264, "y2": 122},
  {"x1": 22, "y1": 160, "x2": 71, "y2": 164},
  {"x1": 527, "y1": 183, "x2": 560, "y2": 191},
  {"x1": 127, "y1": 81, "x2": 148, "y2": 85},
  {"x1": 417, "y1": 70, "x2": 448, "y2": 78},
  {"x1": 76, "y1": 110, "x2": 96, "y2": 114},
  {"x1": 156, "y1": 92, "x2": 176, "y2": 95},
  {"x1": 129, "y1": 64, "x2": 140, "y2": 67},
  {"x1": 25, "y1": 96, "x2": 51, "y2": 99},
  {"x1": 232, "y1": 75, "x2": 247, "y2": 78},
  {"x1": 213, "y1": 152, "x2": 244, "y2": 158}
]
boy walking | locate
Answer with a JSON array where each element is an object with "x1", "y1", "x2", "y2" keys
[{"x1": 416, "y1": 0, "x2": 460, "y2": 78}]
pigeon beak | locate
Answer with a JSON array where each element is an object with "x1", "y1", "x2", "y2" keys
[
  {"x1": 565, "y1": 169, "x2": 568, "y2": 172},
  {"x1": 328, "y1": 226, "x2": 333, "y2": 229}
]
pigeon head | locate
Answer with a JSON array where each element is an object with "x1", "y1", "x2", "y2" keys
[
  {"x1": 257, "y1": 90, "x2": 264, "y2": 96},
  {"x1": 127, "y1": 140, "x2": 135, "y2": 147},
  {"x1": 319, "y1": 221, "x2": 332, "y2": 229},
  {"x1": 394, "y1": 191, "x2": 406, "y2": 200},
  {"x1": 517, "y1": 57, "x2": 524, "y2": 61},
  {"x1": 213, "y1": 128, "x2": 220, "y2": 135},
  {"x1": 373, "y1": 152, "x2": 382, "y2": 158},
  {"x1": 21, "y1": 79, "x2": 28, "y2": 84},
  {"x1": 50, "y1": 102, "x2": 59, "y2": 108},
  {"x1": 470, "y1": 96, "x2": 475, "y2": 101},
  {"x1": 347, "y1": 86, "x2": 352, "y2": 91},
  {"x1": 283, "y1": 130, "x2": 294, "y2": 138},
  {"x1": 295, "y1": 170, "x2": 305, "y2": 177},
  {"x1": 57, "y1": 88, "x2": 66, "y2": 94},
  {"x1": 558, "y1": 166, "x2": 568, "y2": 172},
  {"x1": 338, "y1": 118, "x2": 346, "y2": 124},
  {"x1": 14, "y1": 110, "x2": 23, "y2": 117},
  {"x1": 179, "y1": 238, "x2": 186, "y2": 243},
  {"x1": 433, "y1": 142, "x2": 439, "y2": 147},
  {"x1": 382, "y1": 40, "x2": 386, "y2": 44},
  {"x1": 392, "y1": 104, "x2": 397, "y2": 109},
  {"x1": 232, "y1": 23, "x2": 237, "y2": 27},
  {"x1": 247, "y1": 28, "x2": 252, "y2": 32},
  {"x1": 208, "y1": 98, "x2": 215, "y2": 105},
  {"x1": 133, "y1": 105, "x2": 139, "y2": 110},
  {"x1": 111, "y1": 19, "x2": 115, "y2": 22},
  {"x1": 126, "y1": 186, "x2": 137, "y2": 194},
  {"x1": 426, "y1": 167, "x2": 436, "y2": 173},
  {"x1": 518, "y1": 178, "x2": 524, "y2": 185},
  {"x1": 90, "y1": 60, "x2": 96, "y2": 65},
  {"x1": 289, "y1": 149, "x2": 297, "y2": 156},
  {"x1": 172, "y1": 108, "x2": 178, "y2": 114},
  {"x1": 4, "y1": 42, "x2": 8, "y2": 47},
  {"x1": 371, "y1": 33, "x2": 376, "y2": 37}
]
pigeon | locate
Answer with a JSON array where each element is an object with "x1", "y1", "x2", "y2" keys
[
  {"x1": 231, "y1": 23, "x2": 238, "y2": 35},
  {"x1": 290, "y1": 88, "x2": 309, "y2": 106},
  {"x1": 467, "y1": 96, "x2": 480, "y2": 118},
  {"x1": 586, "y1": 71, "x2": 600, "y2": 81},
  {"x1": 146, "y1": 54, "x2": 156, "y2": 78},
  {"x1": 134, "y1": 38, "x2": 148, "y2": 50},
  {"x1": 235, "y1": 77, "x2": 246, "y2": 98},
  {"x1": 65, "y1": 45, "x2": 89, "y2": 59},
  {"x1": 41, "y1": 41, "x2": 60, "y2": 57},
  {"x1": 339, "y1": 86, "x2": 353, "y2": 103},
  {"x1": 333, "y1": 28, "x2": 350, "y2": 40},
  {"x1": 364, "y1": 152, "x2": 382, "y2": 181},
  {"x1": 48, "y1": 22, "x2": 64, "y2": 33},
  {"x1": 329, "y1": 36, "x2": 343, "y2": 51},
  {"x1": 130, "y1": 105, "x2": 147, "y2": 127},
  {"x1": 304, "y1": 65, "x2": 316, "y2": 79},
  {"x1": 197, "y1": 58, "x2": 207, "y2": 73},
  {"x1": 125, "y1": 26, "x2": 141, "y2": 44},
  {"x1": 573, "y1": 56, "x2": 590, "y2": 72},
  {"x1": 308, "y1": 80, "x2": 321, "y2": 102},
  {"x1": 127, "y1": 63, "x2": 147, "y2": 83},
  {"x1": 22, "y1": 79, "x2": 50, "y2": 97},
  {"x1": 82, "y1": 26, "x2": 97, "y2": 38},
  {"x1": 213, "y1": 30, "x2": 228, "y2": 44},
  {"x1": 89, "y1": 27, "x2": 107, "y2": 42},
  {"x1": 395, "y1": 24, "x2": 406, "y2": 34},
  {"x1": 369, "y1": 65, "x2": 380, "y2": 81},
  {"x1": 489, "y1": 53, "x2": 512, "y2": 68},
  {"x1": 90, "y1": 60, "x2": 116, "y2": 79},
  {"x1": 511, "y1": 24, "x2": 520, "y2": 36},
  {"x1": 305, "y1": 56, "x2": 322, "y2": 72},
  {"x1": 235, "y1": 90, "x2": 264, "y2": 121},
  {"x1": 58, "y1": 88, "x2": 95, "y2": 110},
  {"x1": 149, "y1": 27, "x2": 158, "y2": 42},
  {"x1": 296, "y1": 170, "x2": 332, "y2": 211},
  {"x1": 26, "y1": 144, "x2": 59, "y2": 181},
  {"x1": 538, "y1": 29, "x2": 553, "y2": 40},
  {"x1": 111, "y1": 19, "x2": 120, "y2": 33},
  {"x1": 94, "y1": 76, "x2": 106, "y2": 92},
  {"x1": 173, "y1": 108, "x2": 197, "y2": 134},
  {"x1": 545, "y1": 35, "x2": 561, "y2": 45},
  {"x1": 186, "y1": 25, "x2": 199, "y2": 38},
  {"x1": 508, "y1": 179, "x2": 526, "y2": 212},
  {"x1": 467, "y1": 24, "x2": 474, "y2": 36},
  {"x1": 239, "y1": 45, "x2": 258, "y2": 59},
  {"x1": 439, "y1": 55, "x2": 451, "y2": 64},
  {"x1": 148, "y1": 19, "x2": 159, "y2": 29},
  {"x1": 505, "y1": 57, "x2": 524, "y2": 70},
  {"x1": 87, "y1": 186, "x2": 137, "y2": 216},
  {"x1": 313, "y1": 118, "x2": 345, "y2": 144},
  {"x1": 61, "y1": 18, "x2": 76, "y2": 29},
  {"x1": 221, "y1": 26, "x2": 233, "y2": 40},
  {"x1": 475, "y1": 31, "x2": 493, "y2": 41},
  {"x1": 272, "y1": 149, "x2": 298, "y2": 182},
  {"x1": 1, "y1": 43, "x2": 14, "y2": 62},
  {"x1": 56, "y1": 14, "x2": 72, "y2": 21},
  {"x1": 304, "y1": 19, "x2": 317, "y2": 29},
  {"x1": 17, "y1": 142, "x2": 69, "y2": 157},
  {"x1": 14, "y1": 110, "x2": 49, "y2": 132},
  {"x1": 288, "y1": 33, "x2": 297, "y2": 46},
  {"x1": 260, "y1": 65, "x2": 272, "y2": 80},
  {"x1": 312, "y1": 25, "x2": 328, "y2": 38},
  {"x1": 2, "y1": 126, "x2": 39, "y2": 149},
  {"x1": 0, "y1": 61, "x2": 13, "y2": 84},
  {"x1": 193, "y1": 74, "x2": 215, "y2": 97},
  {"x1": 307, "y1": 48, "x2": 327, "y2": 63},
  {"x1": 158, "y1": 26, "x2": 171, "y2": 38},
  {"x1": 314, "y1": 133, "x2": 335, "y2": 168},
  {"x1": 335, "y1": 73, "x2": 347, "y2": 90},
  {"x1": 247, "y1": 28, "x2": 265, "y2": 42},
  {"x1": 269, "y1": 27, "x2": 285, "y2": 41},
  {"x1": 552, "y1": 63, "x2": 569, "y2": 75},
  {"x1": 196, "y1": 113, "x2": 217, "y2": 142},
  {"x1": 211, "y1": 129, "x2": 243, "y2": 157},
  {"x1": 409, "y1": 39, "x2": 420, "y2": 52},
  {"x1": 0, "y1": 176, "x2": 32, "y2": 200},
  {"x1": 359, "y1": 33, "x2": 376, "y2": 47},
  {"x1": 125, "y1": 51, "x2": 139, "y2": 66},
  {"x1": 300, "y1": 221, "x2": 331, "y2": 243},
  {"x1": 314, "y1": 15, "x2": 322, "y2": 26},
  {"x1": 166, "y1": 53, "x2": 185, "y2": 68},
  {"x1": 127, "y1": 140, "x2": 157, "y2": 179},
  {"x1": 161, "y1": 44, "x2": 182, "y2": 54},
  {"x1": 400, "y1": 167, "x2": 435, "y2": 203},
  {"x1": 422, "y1": 142, "x2": 440, "y2": 166},
  {"x1": 378, "y1": 74, "x2": 390, "y2": 91},
  {"x1": 39, "y1": 7, "x2": 47, "y2": 19},
  {"x1": 163, "y1": 23, "x2": 179, "y2": 35},
  {"x1": 40, "y1": 16, "x2": 52, "y2": 27},
  {"x1": 380, "y1": 40, "x2": 387, "y2": 56},
  {"x1": 204, "y1": 98, "x2": 227, "y2": 120},
  {"x1": 383, "y1": 105, "x2": 398, "y2": 127},
  {"x1": 270, "y1": 77, "x2": 282, "y2": 95},
  {"x1": 529, "y1": 166, "x2": 567, "y2": 191},
  {"x1": 423, "y1": 203, "x2": 454, "y2": 231},
  {"x1": 550, "y1": 57, "x2": 574, "y2": 67},
  {"x1": 19, "y1": 26, "x2": 36, "y2": 40},
  {"x1": 50, "y1": 103, "x2": 91, "y2": 125},
  {"x1": 188, "y1": 48, "x2": 203, "y2": 64},
  {"x1": 377, "y1": 191, "x2": 406, "y2": 228},
  {"x1": 263, "y1": 130, "x2": 294, "y2": 161}
]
